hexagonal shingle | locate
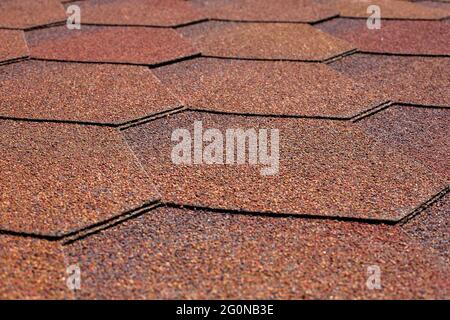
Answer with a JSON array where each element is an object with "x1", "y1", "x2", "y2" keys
[
  {"x1": 152, "y1": 58, "x2": 386, "y2": 118},
  {"x1": 27, "y1": 25, "x2": 199, "y2": 65},
  {"x1": 180, "y1": 21, "x2": 355, "y2": 61},
  {"x1": 0, "y1": 60, "x2": 181, "y2": 124},
  {"x1": 0, "y1": 0, "x2": 66, "y2": 29},
  {"x1": 123, "y1": 111, "x2": 446, "y2": 222},
  {"x1": 64, "y1": 206, "x2": 449, "y2": 299}
]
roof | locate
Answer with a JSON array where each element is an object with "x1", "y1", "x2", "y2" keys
[{"x1": 0, "y1": 0, "x2": 448, "y2": 299}]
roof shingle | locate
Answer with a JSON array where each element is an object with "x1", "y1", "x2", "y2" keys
[
  {"x1": 180, "y1": 21, "x2": 355, "y2": 61},
  {"x1": 27, "y1": 25, "x2": 199, "y2": 65}
]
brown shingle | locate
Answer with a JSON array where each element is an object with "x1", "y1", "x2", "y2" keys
[
  {"x1": 123, "y1": 111, "x2": 446, "y2": 221},
  {"x1": 64, "y1": 206, "x2": 449, "y2": 299},
  {"x1": 69, "y1": 0, "x2": 206, "y2": 27},
  {"x1": 0, "y1": 60, "x2": 181, "y2": 124},
  {"x1": 153, "y1": 58, "x2": 386, "y2": 118},
  {"x1": 191, "y1": 0, "x2": 338, "y2": 23},
  {"x1": 27, "y1": 25, "x2": 199, "y2": 65},
  {"x1": 0, "y1": 0, "x2": 66, "y2": 29},
  {"x1": 317, "y1": 19, "x2": 450, "y2": 55},
  {"x1": 0, "y1": 121, "x2": 159, "y2": 236},
  {"x1": 329, "y1": 54, "x2": 450, "y2": 106},
  {"x1": 0, "y1": 30, "x2": 29, "y2": 63},
  {"x1": 180, "y1": 21, "x2": 355, "y2": 61}
]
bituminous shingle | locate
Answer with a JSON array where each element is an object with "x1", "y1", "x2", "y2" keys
[
  {"x1": 123, "y1": 111, "x2": 446, "y2": 222},
  {"x1": 316, "y1": 19, "x2": 450, "y2": 55},
  {"x1": 0, "y1": 121, "x2": 159, "y2": 235},
  {"x1": 153, "y1": 58, "x2": 386, "y2": 118},
  {"x1": 0, "y1": 60, "x2": 181, "y2": 124},
  {"x1": 180, "y1": 21, "x2": 355, "y2": 61},
  {"x1": 27, "y1": 25, "x2": 199, "y2": 65},
  {"x1": 0, "y1": 0, "x2": 66, "y2": 29}
]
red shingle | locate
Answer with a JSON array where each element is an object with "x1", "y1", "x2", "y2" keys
[
  {"x1": 317, "y1": 0, "x2": 450, "y2": 19},
  {"x1": 317, "y1": 19, "x2": 450, "y2": 55},
  {"x1": 64, "y1": 206, "x2": 448, "y2": 299},
  {"x1": 180, "y1": 21, "x2": 355, "y2": 61},
  {"x1": 0, "y1": 60, "x2": 181, "y2": 124},
  {"x1": 329, "y1": 54, "x2": 450, "y2": 106},
  {"x1": 69, "y1": 0, "x2": 206, "y2": 27},
  {"x1": 123, "y1": 111, "x2": 446, "y2": 222},
  {"x1": 27, "y1": 25, "x2": 199, "y2": 65},
  {"x1": 0, "y1": 237, "x2": 70, "y2": 299},
  {"x1": 0, "y1": 0, "x2": 66, "y2": 29},
  {"x1": 153, "y1": 58, "x2": 386, "y2": 118},
  {"x1": 191, "y1": 0, "x2": 338, "y2": 23},
  {"x1": 0, "y1": 121, "x2": 159, "y2": 235},
  {"x1": 0, "y1": 30, "x2": 29, "y2": 63}
]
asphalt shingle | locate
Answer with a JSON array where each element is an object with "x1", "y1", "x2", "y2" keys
[
  {"x1": 180, "y1": 21, "x2": 355, "y2": 61},
  {"x1": 0, "y1": 60, "x2": 181, "y2": 124},
  {"x1": 123, "y1": 111, "x2": 446, "y2": 221},
  {"x1": 0, "y1": 121, "x2": 158, "y2": 236},
  {"x1": 27, "y1": 25, "x2": 199, "y2": 65}
]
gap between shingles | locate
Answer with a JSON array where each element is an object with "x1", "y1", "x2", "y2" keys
[{"x1": 2, "y1": 185, "x2": 448, "y2": 244}]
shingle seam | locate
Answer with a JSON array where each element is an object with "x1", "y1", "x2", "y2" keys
[
  {"x1": 0, "y1": 115, "x2": 117, "y2": 127},
  {"x1": 397, "y1": 186, "x2": 450, "y2": 226},
  {"x1": 161, "y1": 202, "x2": 399, "y2": 225},
  {"x1": 0, "y1": 56, "x2": 29, "y2": 66},
  {"x1": 0, "y1": 106, "x2": 186, "y2": 128},
  {"x1": 200, "y1": 47, "x2": 357, "y2": 63},
  {"x1": 2, "y1": 187, "x2": 447, "y2": 244},
  {"x1": 1, "y1": 102, "x2": 446, "y2": 129},
  {"x1": 352, "y1": 103, "x2": 450, "y2": 124},
  {"x1": 0, "y1": 200, "x2": 161, "y2": 242},
  {"x1": 161, "y1": 185, "x2": 450, "y2": 226},
  {"x1": 80, "y1": 19, "x2": 210, "y2": 29},
  {"x1": 351, "y1": 101, "x2": 395, "y2": 123},
  {"x1": 118, "y1": 106, "x2": 187, "y2": 130}
]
